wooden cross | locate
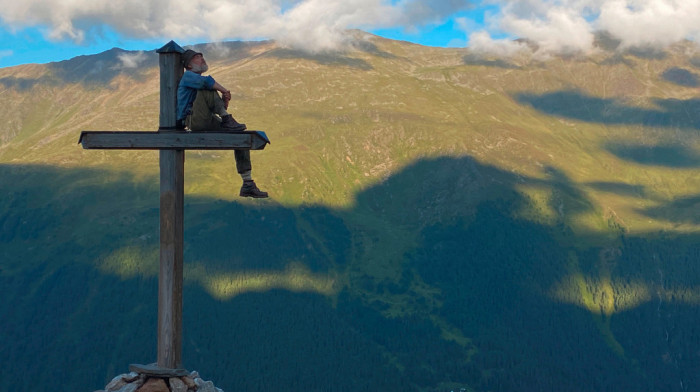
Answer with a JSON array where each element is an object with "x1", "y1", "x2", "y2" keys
[{"x1": 78, "y1": 41, "x2": 269, "y2": 370}]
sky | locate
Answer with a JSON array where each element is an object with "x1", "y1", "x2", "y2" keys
[{"x1": 2, "y1": 0, "x2": 700, "y2": 68}]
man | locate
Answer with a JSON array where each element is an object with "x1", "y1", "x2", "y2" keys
[{"x1": 177, "y1": 49, "x2": 268, "y2": 198}]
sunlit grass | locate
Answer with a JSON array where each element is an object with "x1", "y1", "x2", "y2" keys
[
  {"x1": 188, "y1": 261, "x2": 338, "y2": 300},
  {"x1": 550, "y1": 274, "x2": 700, "y2": 313},
  {"x1": 98, "y1": 246, "x2": 338, "y2": 299},
  {"x1": 548, "y1": 271, "x2": 700, "y2": 359},
  {"x1": 550, "y1": 273, "x2": 649, "y2": 314},
  {"x1": 99, "y1": 246, "x2": 158, "y2": 279}
]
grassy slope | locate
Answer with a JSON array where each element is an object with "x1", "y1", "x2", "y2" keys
[{"x1": 2, "y1": 35, "x2": 700, "y2": 391}]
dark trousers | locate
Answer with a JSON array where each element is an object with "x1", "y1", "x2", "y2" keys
[{"x1": 186, "y1": 89, "x2": 252, "y2": 174}]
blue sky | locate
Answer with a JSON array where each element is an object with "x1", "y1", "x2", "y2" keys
[
  {"x1": 0, "y1": 19, "x2": 479, "y2": 69},
  {"x1": 0, "y1": 2, "x2": 488, "y2": 68},
  {"x1": 0, "y1": 26, "x2": 162, "y2": 67},
  {"x1": 1, "y1": 1, "x2": 697, "y2": 68},
  {"x1": 0, "y1": 23, "x2": 471, "y2": 68}
]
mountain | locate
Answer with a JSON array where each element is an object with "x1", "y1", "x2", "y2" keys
[{"x1": 2, "y1": 32, "x2": 700, "y2": 391}]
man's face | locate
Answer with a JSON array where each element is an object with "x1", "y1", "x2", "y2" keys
[{"x1": 189, "y1": 54, "x2": 208, "y2": 73}]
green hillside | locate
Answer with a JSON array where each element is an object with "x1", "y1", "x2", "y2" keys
[{"x1": 2, "y1": 33, "x2": 700, "y2": 391}]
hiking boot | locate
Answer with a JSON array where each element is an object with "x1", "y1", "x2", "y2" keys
[
  {"x1": 240, "y1": 180, "x2": 268, "y2": 198},
  {"x1": 221, "y1": 114, "x2": 246, "y2": 131}
]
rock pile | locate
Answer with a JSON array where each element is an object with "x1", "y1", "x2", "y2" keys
[{"x1": 94, "y1": 365, "x2": 224, "y2": 392}]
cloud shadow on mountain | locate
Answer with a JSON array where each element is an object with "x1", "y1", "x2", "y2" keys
[
  {"x1": 0, "y1": 76, "x2": 47, "y2": 90},
  {"x1": 662, "y1": 67, "x2": 700, "y2": 87},
  {"x1": 605, "y1": 142, "x2": 700, "y2": 168},
  {"x1": 515, "y1": 90, "x2": 700, "y2": 130},
  {"x1": 462, "y1": 53, "x2": 521, "y2": 69},
  {"x1": 1, "y1": 48, "x2": 159, "y2": 90},
  {"x1": 267, "y1": 48, "x2": 373, "y2": 70},
  {"x1": 47, "y1": 48, "x2": 158, "y2": 86},
  {"x1": 584, "y1": 181, "x2": 647, "y2": 198},
  {"x1": 352, "y1": 39, "x2": 398, "y2": 59},
  {"x1": 638, "y1": 194, "x2": 700, "y2": 224},
  {"x1": 2, "y1": 155, "x2": 700, "y2": 391},
  {"x1": 188, "y1": 40, "x2": 271, "y2": 63},
  {"x1": 627, "y1": 46, "x2": 668, "y2": 60}
]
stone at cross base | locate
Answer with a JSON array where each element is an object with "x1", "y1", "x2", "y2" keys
[{"x1": 95, "y1": 367, "x2": 223, "y2": 392}]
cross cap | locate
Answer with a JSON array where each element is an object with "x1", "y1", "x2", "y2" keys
[{"x1": 156, "y1": 41, "x2": 185, "y2": 54}]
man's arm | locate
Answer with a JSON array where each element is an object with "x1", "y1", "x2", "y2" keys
[
  {"x1": 213, "y1": 82, "x2": 232, "y2": 109},
  {"x1": 180, "y1": 71, "x2": 216, "y2": 90},
  {"x1": 181, "y1": 71, "x2": 232, "y2": 109}
]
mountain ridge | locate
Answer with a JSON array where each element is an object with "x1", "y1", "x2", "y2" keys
[{"x1": 2, "y1": 32, "x2": 700, "y2": 391}]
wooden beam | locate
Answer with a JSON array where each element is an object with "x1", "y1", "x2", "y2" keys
[
  {"x1": 158, "y1": 149, "x2": 184, "y2": 369},
  {"x1": 78, "y1": 131, "x2": 270, "y2": 150},
  {"x1": 158, "y1": 41, "x2": 184, "y2": 130},
  {"x1": 156, "y1": 41, "x2": 185, "y2": 370}
]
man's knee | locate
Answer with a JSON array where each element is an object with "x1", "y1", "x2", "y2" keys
[{"x1": 194, "y1": 89, "x2": 220, "y2": 108}]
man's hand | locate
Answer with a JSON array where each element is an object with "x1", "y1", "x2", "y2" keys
[{"x1": 222, "y1": 90, "x2": 232, "y2": 110}]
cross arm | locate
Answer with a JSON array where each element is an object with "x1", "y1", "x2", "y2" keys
[{"x1": 78, "y1": 130, "x2": 270, "y2": 150}]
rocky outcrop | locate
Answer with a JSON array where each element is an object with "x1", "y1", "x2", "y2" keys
[{"x1": 94, "y1": 367, "x2": 223, "y2": 392}]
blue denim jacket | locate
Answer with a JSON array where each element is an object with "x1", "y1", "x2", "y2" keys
[{"x1": 177, "y1": 71, "x2": 216, "y2": 120}]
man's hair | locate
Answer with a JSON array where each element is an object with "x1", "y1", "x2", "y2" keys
[{"x1": 181, "y1": 49, "x2": 202, "y2": 69}]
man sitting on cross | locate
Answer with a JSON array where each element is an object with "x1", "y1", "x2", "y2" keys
[{"x1": 177, "y1": 49, "x2": 268, "y2": 198}]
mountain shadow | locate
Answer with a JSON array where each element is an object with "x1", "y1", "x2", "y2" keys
[
  {"x1": 515, "y1": 90, "x2": 700, "y2": 130},
  {"x1": 2, "y1": 155, "x2": 700, "y2": 391}
]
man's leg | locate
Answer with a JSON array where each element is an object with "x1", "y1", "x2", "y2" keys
[
  {"x1": 189, "y1": 90, "x2": 267, "y2": 198},
  {"x1": 237, "y1": 149, "x2": 268, "y2": 198},
  {"x1": 189, "y1": 89, "x2": 245, "y2": 132},
  {"x1": 188, "y1": 90, "x2": 226, "y2": 131},
  {"x1": 235, "y1": 150, "x2": 252, "y2": 176}
]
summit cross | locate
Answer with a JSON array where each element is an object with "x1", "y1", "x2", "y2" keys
[{"x1": 78, "y1": 40, "x2": 269, "y2": 370}]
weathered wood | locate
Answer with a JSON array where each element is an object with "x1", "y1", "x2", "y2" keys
[
  {"x1": 80, "y1": 40, "x2": 271, "y2": 372},
  {"x1": 158, "y1": 150, "x2": 184, "y2": 369},
  {"x1": 157, "y1": 41, "x2": 185, "y2": 370},
  {"x1": 129, "y1": 363, "x2": 189, "y2": 377},
  {"x1": 157, "y1": 41, "x2": 184, "y2": 130},
  {"x1": 78, "y1": 130, "x2": 270, "y2": 150}
]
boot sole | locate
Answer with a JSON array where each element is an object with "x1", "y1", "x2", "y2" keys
[{"x1": 240, "y1": 193, "x2": 269, "y2": 198}]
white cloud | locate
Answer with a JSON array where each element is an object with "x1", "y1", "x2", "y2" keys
[
  {"x1": 0, "y1": 0, "x2": 472, "y2": 52},
  {"x1": 468, "y1": 30, "x2": 530, "y2": 57},
  {"x1": 0, "y1": 49, "x2": 13, "y2": 59},
  {"x1": 597, "y1": 0, "x2": 700, "y2": 48},
  {"x1": 3, "y1": 0, "x2": 698, "y2": 56},
  {"x1": 466, "y1": 0, "x2": 700, "y2": 57},
  {"x1": 501, "y1": 7, "x2": 594, "y2": 54},
  {"x1": 116, "y1": 51, "x2": 147, "y2": 69}
]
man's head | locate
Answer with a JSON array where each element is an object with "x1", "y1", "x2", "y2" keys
[{"x1": 181, "y1": 49, "x2": 208, "y2": 73}]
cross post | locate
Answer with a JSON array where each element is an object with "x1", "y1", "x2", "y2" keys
[
  {"x1": 78, "y1": 40, "x2": 269, "y2": 371},
  {"x1": 156, "y1": 41, "x2": 185, "y2": 369}
]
